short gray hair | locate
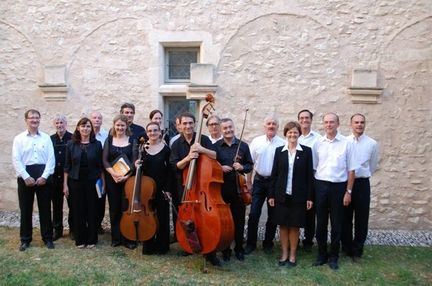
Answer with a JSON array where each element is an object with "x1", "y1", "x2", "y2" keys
[
  {"x1": 52, "y1": 113, "x2": 67, "y2": 123},
  {"x1": 263, "y1": 114, "x2": 279, "y2": 126}
]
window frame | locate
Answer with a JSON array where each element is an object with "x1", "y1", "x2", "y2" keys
[{"x1": 164, "y1": 47, "x2": 200, "y2": 83}]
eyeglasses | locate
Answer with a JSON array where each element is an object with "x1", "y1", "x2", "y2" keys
[{"x1": 147, "y1": 129, "x2": 160, "y2": 133}]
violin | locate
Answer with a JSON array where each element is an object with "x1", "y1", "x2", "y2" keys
[
  {"x1": 120, "y1": 139, "x2": 158, "y2": 242},
  {"x1": 176, "y1": 94, "x2": 234, "y2": 259},
  {"x1": 235, "y1": 109, "x2": 252, "y2": 206},
  {"x1": 235, "y1": 156, "x2": 252, "y2": 206}
]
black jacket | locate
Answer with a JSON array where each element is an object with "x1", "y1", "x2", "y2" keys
[
  {"x1": 64, "y1": 140, "x2": 103, "y2": 180},
  {"x1": 269, "y1": 144, "x2": 314, "y2": 203}
]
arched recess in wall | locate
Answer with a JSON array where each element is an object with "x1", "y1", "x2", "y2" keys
[
  {"x1": 0, "y1": 20, "x2": 45, "y2": 206},
  {"x1": 376, "y1": 16, "x2": 432, "y2": 227},
  {"x1": 0, "y1": 20, "x2": 43, "y2": 109},
  {"x1": 68, "y1": 17, "x2": 153, "y2": 118},
  {"x1": 216, "y1": 13, "x2": 344, "y2": 133}
]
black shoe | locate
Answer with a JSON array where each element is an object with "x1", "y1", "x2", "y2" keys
[
  {"x1": 19, "y1": 242, "x2": 30, "y2": 251},
  {"x1": 235, "y1": 251, "x2": 245, "y2": 261},
  {"x1": 111, "y1": 241, "x2": 121, "y2": 247},
  {"x1": 142, "y1": 248, "x2": 156, "y2": 255},
  {"x1": 328, "y1": 260, "x2": 339, "y2": 270},
  {"x1": 278, "y1": 259, "x2": 288, "y2": 266},
  {"x1": 313, "y1": 257, "x2": 328, "y2": 266},
  {"x1": 263, "y1": 246, "x2": 273, "y2": 255},
  {"x1": 303, "y1": 243, "x2": 312, "y2": 252},
  {"x1": 244, "y1": 245, "x2": 256, "y2": 255},
  {"x1": 287, "y1": 261, "x2": 297, "y2": 268},
  {"x1": 157, "y1": 248, "x2": 169, "y2": 255},
  {"x1": 222, "y1": 251, "x2": 231, "y2": 262},
  {"x1": 207, "y1": 255, "x2": 222, "y2": 267},
  {"x1": 124, "y1": 242, "x2": 137, "y2": 250},
  {"x1": 177, "y1": 250, "x2": 191, "y2": 257},
  {"x1": 53, "y1": 230, "x2": 63, "y2": 241},
  {"x1": 45, "y1": 241, "x2": 55, "y2": 249}
]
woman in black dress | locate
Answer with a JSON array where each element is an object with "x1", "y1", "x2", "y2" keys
[
  {"x1": 141, "y1": 122, "x2": 171, "y2": 255},
  {"x1": 103, "y1": 114, "x2": 137, "y2": 248},
  {"x1": 268, "y1": 121, "x2": 314, "y2": 266},
  {"x1": 149, "y1": 109, "x2": 170, "y2": 145},
  {"x1": 64, "y1": 117, "x2": 103, "y2": 248}
]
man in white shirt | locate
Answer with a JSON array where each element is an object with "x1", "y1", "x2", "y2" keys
[
  {"x1": 312, "y1": 112, "x2": 356, "y2": 270},
  {"x1": 342, "y1": 114, "x2": 379, "y2": 261},
  {"x1": 12, "y1": 109, "x2": 56, "y2": 251},
  {"x1": 297, "y1": 109, "x2": 322, "y2": 251},
  {"x1": 244, "y1": 115, "x2": 285, "y2": 255},
  {"x1": 90, "y1": 111, "x2": 108, "y2": 146},
  {"x1": 206, "y1": 115, "x2": 223, "y2": 144},
  {"x1": 90, "y1": 111, "x2": 108, "y2": 234},
  {"x1": 169, "y1": 116, "x2": 182, "y2": 147}
]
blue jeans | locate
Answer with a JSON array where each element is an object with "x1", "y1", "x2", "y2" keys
[{"x1": 246, "y1": 175, "x2": 276, "y2": 248}]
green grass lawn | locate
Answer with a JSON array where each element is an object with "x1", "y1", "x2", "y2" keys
[{"x1": 0, "y1": 226, "x2": 430, "y2": 285}]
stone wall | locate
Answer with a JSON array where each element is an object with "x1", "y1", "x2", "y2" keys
[{"x1": 0, "y1": 0, "x2": 430, "y2": 230}]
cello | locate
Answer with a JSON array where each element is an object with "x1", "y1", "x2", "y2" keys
[
  {"x1": 120, "y1": 139, "x2": 158, "y2": 242},
  {"x1": 176, "y1": 95, "x2": 234, "y2": 268}
]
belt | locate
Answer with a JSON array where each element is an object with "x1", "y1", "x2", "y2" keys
[{"x1": 255, "y1": 173, "x2": 271, "y2": 180}]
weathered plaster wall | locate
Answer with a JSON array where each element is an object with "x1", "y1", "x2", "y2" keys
[{"x1": 0, "y1": 0, "x2": 430, "y2": 230}]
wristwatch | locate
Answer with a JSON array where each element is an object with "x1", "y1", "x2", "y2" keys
[{"x1": 346, "y1": 189, "x2": 352, "y2": 195}]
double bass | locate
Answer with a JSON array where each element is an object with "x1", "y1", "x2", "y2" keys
[
  {"x1": 120, "y1": 139, "x2": 158, "y2": 242},
  {"x1": 176, "y1": 95, "x2": 234, "y2": 261}
]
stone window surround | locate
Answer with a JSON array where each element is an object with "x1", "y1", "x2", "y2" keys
[{"x1": 153, "y1": 31, "x2": 215, "y2": 97}]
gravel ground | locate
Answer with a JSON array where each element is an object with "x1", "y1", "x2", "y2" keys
[{"x1": 1, "y1": 210, "x2": 430, "y2": 247}]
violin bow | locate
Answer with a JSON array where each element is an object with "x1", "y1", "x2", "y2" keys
[{"x1": 234, "y1": 108, "x2": 249, "y2": 162}]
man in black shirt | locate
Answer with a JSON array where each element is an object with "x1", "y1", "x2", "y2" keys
[
  {"x1": 50, "y1": 114, "x2": 73, "y2": 240},
  {"x1": 120, "y1": 103, "x2": 146, "y2": 141},
  {"x1": 169, "y1": 112, "x2": 220, "y2": 266},
  {"x1": 214, "y1": 118, "x2": 253, "y2": 261}
]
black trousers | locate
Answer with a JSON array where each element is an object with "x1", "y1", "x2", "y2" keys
[
  {"x1": 342, "y1": 178, "x2": 370, "y2": 257},
  {"x1": 18, "y1": 177, "x2": 53, "y2": 243},
  {"x1": 51, "y1": 176, "x2": 73, "y2": 234},
  {"x1": 246, "y1": 175, "x2": 276, "y2": 248},
  {"x1": 315, "y1": 180, "x2": 346, "y2": 260},
  {"x1": 105, "y1": 174, "x2": 127, "y2": 244},
  {"x1": 303, "y1": 178, "x2": 316, "y2": 246},
  {"x1": 69, "y1": 178, "x2": 98, "y2": 245},
  {"x1": 228, "y1": 197, "x2": 246, "y2": 253}
]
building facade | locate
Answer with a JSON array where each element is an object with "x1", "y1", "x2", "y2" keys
[{"x1": 1, "y1": 0, "x2": 431, "y2": 230}]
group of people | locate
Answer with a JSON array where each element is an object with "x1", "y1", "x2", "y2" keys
[{"x1": 12, "y1": 105, "x2": 378, "y2": 271}]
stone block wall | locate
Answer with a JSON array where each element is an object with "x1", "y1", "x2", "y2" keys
[{"x1": 0, "y1": 0, "x2": 430, "y2": 230}]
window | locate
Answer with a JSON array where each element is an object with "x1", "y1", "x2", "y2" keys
[
  {"x1": 165, "y1": 47, "x2": 199, "y2": 83},
  {"x1": 164, "y1": 97, "x2": 198, "y2": 137}
]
